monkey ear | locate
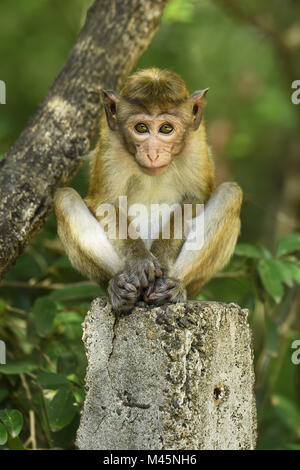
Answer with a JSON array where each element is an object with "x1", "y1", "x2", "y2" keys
[
  {"x1": 190, "y1": 88, "x2": 209, "y2": 130},
  {"x1": 101, "y1": 89, "x2": 120, "y2": 130}
]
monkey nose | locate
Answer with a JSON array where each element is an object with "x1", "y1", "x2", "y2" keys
[{"x1": 147, "y1": 152, "x2": 159, "y2": 163}]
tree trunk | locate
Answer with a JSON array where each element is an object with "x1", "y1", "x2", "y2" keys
[
  {"x1": 0, "y1": 0, "x2": 168, "y2": 279},
  {"x1": 76, "y1": 297, "x2": 257, "y2": 450}
]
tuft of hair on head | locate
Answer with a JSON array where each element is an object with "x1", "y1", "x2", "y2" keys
[{"x1": 120, "y1": 68, "x2": 189, "y2": 106}]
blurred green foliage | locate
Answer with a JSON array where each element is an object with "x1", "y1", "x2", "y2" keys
[{"x1": 0, "y1": 0, "x2": 300, "y2": 450}]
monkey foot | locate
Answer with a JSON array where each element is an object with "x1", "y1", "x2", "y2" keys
[
  {"x1": 125, "y1": 257, "x2": 162, "y2": 289},
  {"x1": 108, "y1": 272, "x2": 140, "y2": 313},
  {"x1": 144, "y1": 275, "x2": 187, "y2": 306}
]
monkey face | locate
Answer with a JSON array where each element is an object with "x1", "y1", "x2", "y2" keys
[
  {"x1": 124, "y1": 111, "x2": 187, "y2": 176},
  {"x1": 101, "y1": 71, "x2": 209, "y2": 177}
]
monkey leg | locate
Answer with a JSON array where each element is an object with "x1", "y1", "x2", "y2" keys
[
  {"x1": 54, "y1": 187, "x2": 123, "y2": 289},
  {"x1": 171, "y1": 182, "x2": 243, "y2": 298},
  {"x1": 54, "y1": 188, "x2": 159, "y2": 312},
  {"x1": 146, "y1": 182, "x2": 242, "y2": 304}
]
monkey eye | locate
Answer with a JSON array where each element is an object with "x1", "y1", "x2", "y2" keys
[
  {"x1": 159, "y1": 123, "x2": 173, "y2": 134},
  {"x1": 134, "y1": 123, "x2": 149, "y2": 133}
]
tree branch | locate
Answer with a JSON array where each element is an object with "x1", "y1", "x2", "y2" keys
[{"x1": 0, "y1": 0, "x2": 168, "y2": 279}]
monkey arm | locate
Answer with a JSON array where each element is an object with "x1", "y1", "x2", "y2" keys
[
  {"x1": 104, "y1": 212, "x2": 163, "y2": 312},
  {"x1": 76, "y1": 199, "x2": 163, "y2": 312},
  {"x1": 93, "y1": 204, "x2": 163, "y2": 284},
  {"x1": 144, "y1": 198, "x2": 203, "y2": 305},
  {"x1": 172, "y1": 182, "x2": 243, "y2": 297},
  {"x1": 150, "y1": 198, "x2": 201, "y2": 270},
  {"x1": 55, "y1": 188, "x2": 163, "y2": 312},
  {"x1": 54, "y1": 187, "x2": 123, "y2": 289},
  {"x1": 147, "y1": 183, "x2": 242, "y2": 303}
]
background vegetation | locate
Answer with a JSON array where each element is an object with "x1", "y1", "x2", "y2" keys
[{"x1": 0, "y1": 0, "x2": 300, "y2": 449}]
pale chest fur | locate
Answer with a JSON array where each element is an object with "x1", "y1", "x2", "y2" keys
[{"x1": 112, "y1": 171, "x2": 201, "y2": 249}]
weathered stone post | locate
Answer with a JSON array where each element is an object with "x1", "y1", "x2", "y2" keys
[{"x1": 76, "y1": 297, "x2": 257, "y2": 450}]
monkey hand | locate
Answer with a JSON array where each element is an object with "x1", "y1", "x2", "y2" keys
[
  {"x1": 143, "y1": 272, "x2": 187, "y2": 306},
  {"x1": 107, "y1": 272, "x2": 140, "y2": 313},
  {"x1": 108, "y1": 256, "x2": 162, "y2": 313},
  {"x1": 125, "y1": 256, "x2": 162, "y2": 290}
]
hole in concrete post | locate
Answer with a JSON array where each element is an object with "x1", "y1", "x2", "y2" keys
[
  {"x1": 213, "y1": 381, "x2": 226, "y2": 406},
  {"x1": 214, "y1": 387, "x2": 222, "y2": 401}
]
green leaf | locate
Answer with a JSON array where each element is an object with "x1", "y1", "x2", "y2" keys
[
  {"x1": 6, "y1": 435, "x2": 24, "y2": 450},
  {"x1": 0, "y1": 409, "x2": 23, "y2": 438},
  {"x1": 276, "y1": 233, "x2": 300, "y2": 257},
  {"x1": 234, "y1": 243, "x2": 262, "y2": 258},
  {"x1": 0, "y1": 422, "x2": 8, "y2": 445},
  {"x1": 47, "y1": 389, "x2": 77, "y2": 432},
  {"x1": 257, "y1": 259, "x2": 284, "y2": 303},
  {"x1": 57, "y1": 312, "x2": 83, "y2": 324},
  {"x1": 0, "y1": 359, "x2": 38, "y2": 375},
  {"x1": 37, "y1": 372, "x2": 70, "y2": 390},
  {"x1": 286, "y1": 263, "x2": 300, "y2": 283},
  {"x1": 259, "y1": 245, "x2": 273, "y2": 259},
  {"x1": 273, "y1": 259, "x2": 300, "y2": 285},
  {"x1": 73, "y1": 388, "x2": 85, "y2": 405},
  {"x1": 50, "y1": 284, "x2": 102, "y2": 302},
  {"x1": 33, "y1": 296, "x2": 57, "y2": 335}
]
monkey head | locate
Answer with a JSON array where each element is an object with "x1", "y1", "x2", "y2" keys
[{"x1": 101, "y1": 68, "x2": 208, "y2": 176}]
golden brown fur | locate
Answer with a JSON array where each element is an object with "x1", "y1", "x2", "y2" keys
[{"x1": 54, "y1": 68, "x2": 242, "y2": 312}]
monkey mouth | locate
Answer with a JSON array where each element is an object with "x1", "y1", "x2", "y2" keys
[{"x1": 140, "y1": 164, "x2": 169, "y2": 176}]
